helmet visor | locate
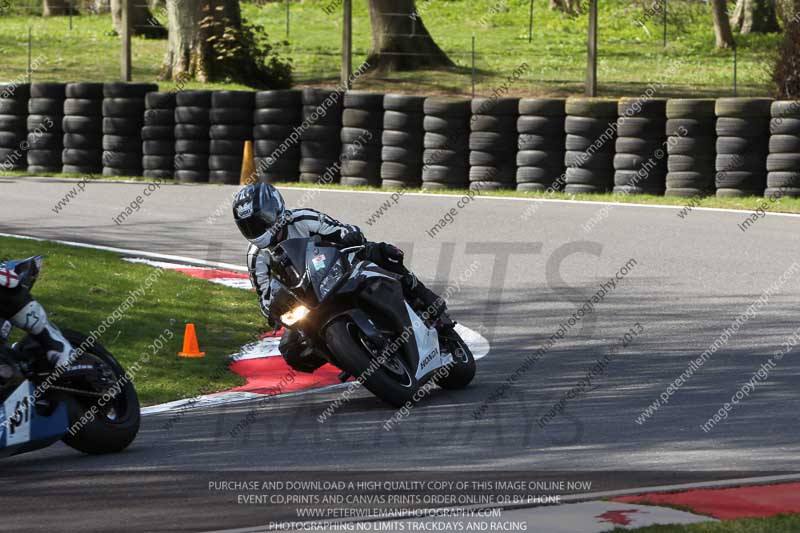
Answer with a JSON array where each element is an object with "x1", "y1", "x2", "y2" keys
[{"x1": 235, "y1": 217, "x2": 269, "y2": 240}]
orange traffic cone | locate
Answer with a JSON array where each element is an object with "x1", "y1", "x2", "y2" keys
[
  {"x1": 240, "y1": 139, "x2": 256, "y2": 185},
  {"x1": 178, "y1": 323, "x2": 206, "y2": 358}
]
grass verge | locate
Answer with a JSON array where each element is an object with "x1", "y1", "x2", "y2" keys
[{"x1": 0, "y1": 235, "x2": 260, "y2": 406}]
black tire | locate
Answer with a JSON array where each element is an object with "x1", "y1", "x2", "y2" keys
[
  {"x1": 614, "y1": 170, "x2": 666, "y2": 187},
  {"x1": 302, "y1": 105, "x2": 342, "y2": 125},
  {"x1": 144, "y1": 169, "x2": 174, "y2": 180},
  {"x1": 771, "y1": 101, "x2": 800, "y2": 119},
  {"x1": 65, "y1": 83, "x2": 104, "y2": 99},
  {"x1": 382, "y1": 130, "x2": 423, "y2": 148},
  {"x1": 174, "y1": 153, "x2": 209, "y2": 170},
  {"x1": 325, "y1": 318, "x2": 418, "y2": 407},
  {"x1": 208, "y1": 170, "x2": 242, "y2": 184},
  {"x1": 765, "y1": 187, "x2": 800, "y2": 198},
  {"x1": 668, "y1": 154, "x2": 715, "y2": 173},
  {"x1": 516, "y1": 182, "x2": 548, "y2": 192},
  {"x1": 101, "y1": 167, "x2": 140, "y2": 177},
  {"x1": 0, "y1": 99, "x2": 25, "y2": 114},
  {"x1": 0, "y1": 115, "x2": 25, "y2": 130},
  {"x1": 666, "y1": 136, "x2": 716, "y2": 155},
  {"x1": 301, "y1": 141, "x2": 341, "y2": 159},
  {"x1": 517, "y1": 115, "x2": 563, "y2": 134},
  {"x1": 716, "y1": 171, "x2": 765, "y2": 189},
  {"x1": 565, "y1": 98, "x2": 618, "y2": 117},
  {"x1": 716, "y1": 153, "x2": 765, "y2": 172},
  {"x1": 343, "y1": 91, "x2": 384, "y2": 110},
  {"x1": 716, "y1": 117, "x2": 769, "y2": 137},
  {"x1": 767, "y1": 171, "x2": 800, "y2": 188},
  {"x1": 58, "y1": 330, "x2": 140, "y2": 455},
  {"x1": 381, "y1": 162, "x2": 418, "y2": 180},
  {"x1": 342, "y1": 142, "x2": 379, "y2": 161},
  {"x1": 103, "y1": 117, "x2": 139, "y2": 135},
  {"x1": 30, "y1": 83, "x2": 66, "y2": 99},
  {"x1": 209, "y1": 107, "x2": 253, "y2": 125},
  {"x1": 63, "y1": 116, "x2": 102, "y2": 134},
  {"x1": 666, "y1": 99, "x2": 716, "y2": 119},
  {"x1": 565, "y1": 134, "x2": 613, "y2": 152},
  {"x1": 211, "y1": 139, "x2": 245, "y2": 156},
  {"x1": 174, "y1": 124, "x2": 208, "y2": 140},
  {"x1": 102, "y1": 151, "x2": 141, "y2": 168},
  {"x1": 421, "y1": 181, "x2": 462, "y2": 190},
  {"x1": 143, "y1": 140, "x2": 174, "y2": 156},
  {"x1": 422, "y1": 165, "x2": 468, "y2": 184},
  {"x1": 424, "y1": 98, "x2": 471, "y2": 116},
  {"x1": 254, "y1": 124, "x2": 295, "y2": 139},
  {"x1": 299, "y1": 157, "x2": 337, "y2": 174},
  {"x1": 27, "y1": 133, "x2": 61, "y2": 149},
  {"x1": 339, "y1": 176, "x2": 376, "y2": 187},
  {"x1": 64, "y1": 99, "x2": 102, "y2": 117},
  {"x1": 616, "y1": 117, "x2": 665, "y2": 138},
  {"x1": 469, "y1": 131, "x2": 509, "y2": 151},
  {"x1": 470, "y1": 150, "x2": 505, "y2": 166},
  {"x1": 770, "y1": 118, "x2": 800, "y2": 135},
  {"x1": 564, "y1": 115, "x2": 616, "y2": 136},
  {"x1": 62, "y1": 164, "x2": 101, "y2": 174},
  {"x1": 211, "y1": 90, "x2": 254, "y2": 109},
  {"x1": 769, "y1": 135, "x2": 800, "y2": 153},
  {"x1": 254, "y1": 108, "x2": 300, "y2": 125},
  {"x1": 63, "y1": 133, "x2": 102, "y2": 149},
  {"x1": 767, "y1": 153, "x2": 800, "y2": 172},
  {"x1": 516, "y1": 150, "x2": 562, "y2": 167},
  {"x1": 145, "y1": 92, "x2": 176, "y2": 109},
  {"x1": 141, "y1": 125, "x2": 173, "y2": 140},
  {"x1": 255, "y1": 90, "x2": 301, "y2": 108},
  {"x1": 565, "y1": 167, "x2": 613, "y2": 186},
  {"x1": 716, "y1": 188, "x2": 762, "y2": 198},
  {"x1": 103, "y1": 83, "x2": 158, "y2": 99},
  {"x1": 383, "y1": 111, "x2": 424, "y2": 130},
  {"x1": 102, "y1": 98, "x2": 145, "y2": 118},
  {"x1": 613, "y1": 153, "x2": 649, "y2": 171},
  {"x1": 470, "y1": 166, "x2": 515, "y2": 182},
  {"x1": 424, "y1": 115, "x2": 469, "y2": 133},
  {"x1": 175, "y1": 106, "x2": 210, "y2": 124},
  {"x1": 341, "y1": 127, "x2": 380, "y2": 145},
  {"x1": 424, "y1": 132, "x2": 468, "y2": 150},
  {"x1": 666, "y1": 172, "x2": 714, "y2": 189},
  {"x1": 27, "y1": 115, "x2": 62, "y2": 132},
  {"x1": 665, "y1": 118, "x2": 715, "y2": 137},
  {"x1": 716, "y1": 136, "x2": 767, "y2": 154},
  {"x1": 209, "y1": 124, "x2": 251, "y2": 140},
  {"x1": 470, "y1": 180, "x2": 512, "y2": 191},
  {"x1": 715, "y1": 98, "x2": 773, "y2": 118},
  {"x1": 174, "y1": 169, "x2": 208, "y2": 183},
  {"x1": 618, "y1": 97, "x2": 666, "y2": 118},
  {"x1": 341, "y1": 159, "x2": 380, "y2": 176},
  {"x1": 616, "y1": 137, "x2": 663, "y2": 154},
  {"x1": 26, "y1": 165, "x2": 62, "y2": 173},
  {"x1": 472, "y1": 97, "x2": 518, "y2": 116},
  {"x1": 518, "y1": 98, "x2": 565, "y2": 116},
  {"x1": 517, "y1": 166, "x2": 564, "y2": 184},
  {"x1": 175, "y1": 90, "x2": 212, "y2": 107},
  {"x1": 470, "y1": 115, "x2": 517, "y2": 132},
  {"x1": 518, "y1": 134, "x2": 562, "y2": 151},
  {"x1": 302, "y1": 88, "x2": 343, "y2": 106},
  {"x1": 382, "y1": 145, "x2": 415, "y2": 162},
  {"x1": 103, "y1": 135, "x2": 139, "y2": 151},
  {"x1": 27, "y1": 149, "x2": 62, "y2": 165},
  {"x1": 423, "y1": 149, "x2": 467, "y2": 167},
  {"x1": 143, "y1": 109, "x2": 174, "y2": 126},
  {"x1": 208, "y1": 154, "x2": 240, "y2": 170},
  {"x1": 382, "y1": 178, "x2": 419, "y2": 189},
  {"x1": 565, "y1": 150, "x2": 614, "y2": 169},
  {"x1": 143, "y1": 155, "x2": 174, "y2": 169},
  {"x1": 0, "y1": 132, "x2": 24, "y2": 148},
  {"x1": 29, "y1": 98, "x2": 64, "y2": 115},
  {"x1": 383, "y1": 94, "x2": 426, "y2": 112},
  {"x1": 62, "y1": 148, "x2": 102, "y2": 165}
]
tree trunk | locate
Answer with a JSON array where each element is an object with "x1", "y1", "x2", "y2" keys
[
  {"x1": 549, "y1": 0, "x2": 581, "y2": 15},
  {"x1": 731, "y1": 0, "x2": 781, "y2": 33},
  {"x1": 111, "y1": 0, "x2": 166, "y2": 38},
  {"x1": 160, "y1": 0, "x2": 214, "y2": 82},
  {"x1": 366, "y1": 0, "x2": 453, "y2": 73},
  {"x1": 711, "y1": 0, "x2": 736, "y2": 48},
  {"x1": 43, "y1": 0, "x2": 78, "y2": 16}
]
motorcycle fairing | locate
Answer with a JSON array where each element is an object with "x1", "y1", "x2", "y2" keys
[{"x1": 0, "y1": 380, "x2": 68, "y2": 458}]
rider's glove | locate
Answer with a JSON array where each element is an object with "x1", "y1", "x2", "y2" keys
[{"x1": 341, "y1": 229, "x2": 366, "y2": 248}]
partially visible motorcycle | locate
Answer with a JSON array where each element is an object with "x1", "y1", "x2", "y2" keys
[
  {"x1": 0, "y1": 256, "x2": 140, "y2": 458},
  {"x1": 268, "y1": 238, "x2": 476, "y2": 407}
]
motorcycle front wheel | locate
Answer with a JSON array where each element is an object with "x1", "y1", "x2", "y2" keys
[{"x1": 324, "y1": 318, "x2": 417, "y2": 408}]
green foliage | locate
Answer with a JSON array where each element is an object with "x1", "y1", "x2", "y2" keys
[{"x1": 200, "y1": 5, "x2": 292, "y2": 89}]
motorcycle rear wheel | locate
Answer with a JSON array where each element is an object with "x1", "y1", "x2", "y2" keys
[
  {"x1": 58, "y1": 330, "x2": 141, "y2": 454},
  {"x1": 325, "y1": 318, "x2": 417, "y2": 408}
]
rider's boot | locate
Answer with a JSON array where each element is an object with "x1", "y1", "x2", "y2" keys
[
  {"x1": 11, "y1": 300, "x2": 77, "y2": 371},
  {"x1": 401, "y1": 274, "x2": 454, "y2": 331}
]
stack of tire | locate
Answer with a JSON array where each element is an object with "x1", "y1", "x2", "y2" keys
[
  {"x1": 253, "y1": 90, "x2": 302, "y2": 184},
  {"x1": 767, "y1": 101, "x2": 800, "y2": 197},
  {"x1": 27, "y1": 83, "x2": 66, "y2": 174},
  {"x1": 381, "y1": 94, "x2": 425, "y2": 189},
  {"x1": 209, "y1": 90, "x2": 254, "y2": 184},
  {"x1": 516, "y1": 98, "x2": 565, "y2": 192},
  {"x1": 564, "y1": 98, "x2": 617, "y2": 194},
  {"x1": 613, "y1": 98, "x2": 667, "y2": 195},
  {"x1": 142, "y1": 92, "x2": 176, "y2": 180},
  {"x1": 422, "y1": 97, "x2": 471, "y2": 190},
  {"x1": 715, "y1": 98, "x2": 772, "y2": 197},
  {"x1": 340, "y1": 91, "x2": 384, "y2": 187},
  {"x1": 469, "y1": 97, "x2": 518, "y2": 191},
  {"x1": 174, "y1": 90, "x2": 212, "y2": 183},
  {"x1": 0, "y1": 83, "x2": 30, "y2": 171},
  {"x1": 665, "y1": 99, "x2": 716, "y2": 197},
  {"x1": 300, "y1": 88, "x2": 343, "y2": 184},
  {"x1": 102, "y1": 83, "x2": 157, "y2": 177},
  {"x1": 62, "y1": 83, "x2": 104, "y2": 175}
]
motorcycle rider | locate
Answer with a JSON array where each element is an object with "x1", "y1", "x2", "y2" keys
[
  {"x1": 0, "y1": 262, "x2": 77, "y2": 372},
  {"x1": 232, "y1": 182, "x2": 452, "y2": 374}
]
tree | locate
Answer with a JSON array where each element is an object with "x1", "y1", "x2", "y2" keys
[
  {"x1": 366, "y1": 0, "x2": 453, "y2": 73},
  {"x1": 549, "y1": 0, "x2": 581, "y2": 15},
  {"x1": 730, "y1": 0, "x2": 780, "y2": 33},
  {"x1": 111, "y1": 0, "x2": 166, "y2": 38},
  {"x1": 42, "y1": 0, "x2": 78, "y2": 16},
  {"x1": 711, "y1": 0, "x2": 736, "y2": 48},
  {"x1": 773, "y1": 0, "x2": 800, "y2": 97},
  {"x1": 160, "y1": 0, "x2": 291, "y2": 88}
]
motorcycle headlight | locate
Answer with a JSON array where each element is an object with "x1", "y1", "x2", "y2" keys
[
  {"x1": 318, "y1": 261, "x2": 347, "y2": 299},
  {"x1": 281, "y1": 305, "x2": 309, "y2": 326}
]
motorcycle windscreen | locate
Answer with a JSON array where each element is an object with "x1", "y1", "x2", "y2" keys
[{"x1": 306, "y1": 245, "x2": 344, "y2": 302}]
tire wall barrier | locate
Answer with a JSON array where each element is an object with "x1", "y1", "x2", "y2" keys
[
  {"x1": 564, "y1": 98, "x2": 617, "y2": 194},
  {"x1": 142, "y1": 91, "x2": 176, "y2": 180},
  {"x1": 0, "y1": 83, "x2": 30, "y2": 171},
  {"x1": 102, "y1": 82, "x2": 157, "y2": 177},
  {"x1": 516, "y1": 98, "x2": 565, "y2": 192},
  {"x1": 210, "y1": 90, "x2": 254, "y2": 185},
  {"x1": 339, "y1": 91, "x2": 383, "y2": 187},
  {"x1": 767, "y1": 101, "x2": 800, "y2": 198},
  {"x1": 422, "y1": 97, "x2": 470, "y2": 190},
  {"x1": 300, "y1": 88, "x2": 343, "y2": 184},
  {"x1": 665, "y1": 99, "x2": 716, "y2": 198},
  {"x1": 715, "y1": 98, "x2": 772, "y2": 198},
  {"x1": 28, "y1": 82, "x2": 65, "y2": 174},
  {"x1": 63, "y1": 83, "x2": 103, "y2": 174},
  {"x1": 3, "y1": 85, "x2": 797, "y2": 200},
  {"x1": 614, "y1": 97, "x2": 667, "y2": 195},
  {"x1": 174, "y1": 90, "x2": 211, "y2": 184},
  {"x1": 254, "y1": 90, "x2": 301, "y2": 184},
  {"x1": 469, "y1": 97, "x2": 518, "y2": 191},
  {"x1": 382, "y1": 94, "x2": 425, "y2": 189}
]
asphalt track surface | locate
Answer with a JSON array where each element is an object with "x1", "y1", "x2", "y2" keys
[{"x1": 1, "y1": 176, "x2": 799, "y2": 532}]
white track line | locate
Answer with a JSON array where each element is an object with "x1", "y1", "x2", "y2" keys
[
  {"x1": 0, "y1": 232, "x2": 247, "y2": 272},
  {"x1": 202, "y1": 473, "x2": 800, "y2": 533}
]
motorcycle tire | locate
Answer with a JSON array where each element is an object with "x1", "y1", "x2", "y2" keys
[
  {"x1": 435, "y1": 329, "x2": 476, "y2": 390},
  {"x1": 58, "y1": 330, "x2": 140, "y2": 454},
  {"x1": 324, "y1": 318, "x2": 417, "y2": 408}
]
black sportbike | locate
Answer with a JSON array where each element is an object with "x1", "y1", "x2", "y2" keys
[
  {"x1": 268, "y1": 238, "x2": 476, "y2": 407},
  {"x1": 0, "y1": 256, "x2": 140, "y2": 458}
]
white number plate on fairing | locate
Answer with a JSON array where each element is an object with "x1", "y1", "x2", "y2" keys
[{"x1": 3, "y1": 381, "x2": 33, "y2": 446}]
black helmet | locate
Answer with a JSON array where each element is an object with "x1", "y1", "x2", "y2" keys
[{"x1": 232, "y1": 183, "x2": 287, "y2": 249}]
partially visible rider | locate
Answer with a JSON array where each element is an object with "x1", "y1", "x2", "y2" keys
[
  {"x1": 0, "y1": 262, "x2": 77, "y2": 372},
  {"x1": 232, "y1": 182, "x2": 453, "y2": 374}
]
